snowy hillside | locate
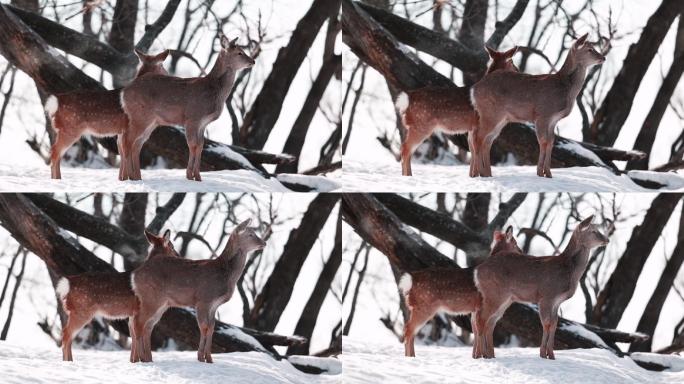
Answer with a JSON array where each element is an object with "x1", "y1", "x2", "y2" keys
[
  {"x1": 342, "y1": 338, "x2": 684, "y2": 384},
  {"x1": 340, "y1": 159, "x2": 684, "y2": 192},
  {"x1": 0, "y1": 165, "x2": 340, "y2": 192},
  {"x1": 0, "y1": 341, "x2": 341, "y2": 384}
]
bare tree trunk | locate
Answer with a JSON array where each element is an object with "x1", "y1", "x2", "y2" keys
[
  {"x1": 457, "y1": 0, "x2": 488, "y2": 85},
  {"x1": 592, "y1": 193, "x2": 683, "y2": 328},
  {"x1": 626, "y1": 17, "x2": 684, "y2": 170},
  {"x1": 276, "y1": 54, "x2": 341, "y2": 173},
  {"x1": 118, "y1": 193, "x2": 148, "y2": 270},
  {"x1": 630, "y1": 203, "x2": 684, "y2": 352},
  {"x1": 0, "y1": 250, "x2": 27, "y2": 340},
  {"x1": 241, "y1": 0, "x2": 341, "y2": 150},
  {"x1": 590, "y1": 0, "x2": 684, "y2": 146},
  {"x1": 247, "y1": 194, "x2": 340, "y2": 331},
  {"x1": 108, "y1": 0, "x2": 138, "y2": 86},
  {"x1": 288, "y1": 216, "x2": 342, "y2": 355}
]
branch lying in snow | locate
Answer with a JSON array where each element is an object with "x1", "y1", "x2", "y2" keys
[
  {"x1": 343, "y1": 0, "x2": 631, "y2": 173},
  {"x1": 341, "y1": 193, "x2": 643, "y2": 355}
]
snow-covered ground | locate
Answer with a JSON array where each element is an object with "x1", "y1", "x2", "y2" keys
[
  {"x1": 0, "y1": 165, "x2": 340, "y2": 192},
  {"x1": 339, "y1": 159, "x2": 684, "y2": 192},
  {"x1": 0, "y1": 341, "x2": 340, "y2": 384},
  {"x1": 342, "y1": 337, "x2": 684, "y2": 384}
]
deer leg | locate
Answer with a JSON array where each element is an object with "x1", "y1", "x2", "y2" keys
[
  {"x1": 538, "y1": 300, "x2": 553, "y2": 359},
  {"x1": 121, "y1": 131, "x2": 138, "y2": 182},
  {"x1": 545, "y1": 311, "x2": 559, "y2": 360},
  {"x1": 534, "y1": 120, "x2": 553, "y2": 178},
  {"x1": 117, "y1": 135, "x2": 127, "y2": 181},
  {"x1": 130, "y1": 138, "x2": 146, "y2": 181},
  {"x1": 50, "y1": 133, "x2": 79, "y2": 180},
  {"x1": 128, "y1": 317, "x2": 137, "y2": 363},
  {"x1": 471, "y1": 312, "x2": 480, "y2": 358},
  {"x1": 468, "y1": 133, "x2": 479, "y2": 177},
  {"x1": 184, "y1": 129, "x2": 200, "y2": 181},
  {"x1": 195, "y1": 304, "x2": 210, "y2": 362},
  {"x1": 400, "y1": 128, "x2": 428, "y2": 177},
  {"x1": 61, "y1": 312, "x2": 90, "y2": 361},
  {"x1": 403, "y1": 306, "x2": 433, "y2": 357},
  {"x1": 133, "y1": 301, "x2": 157, "y2": 362},
  {"x1": 477, "y1": 297, "x2": 507, "y2": 358},
  {"x1": 543, "y1": 139, "x2": 555, "y2": 178},
  {"x1": 202, "y1": 308, "x2": 217, "y2": 363},
  {"x1": 192, "y1": 133, "x2": 205, "y2": 182}
]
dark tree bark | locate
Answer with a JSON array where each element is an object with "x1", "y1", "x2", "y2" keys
[
  {"x1": 241, "y1": 0, "x2": 341, "y2": 150},
  {"x1": 135, "y1": 0, "x2": 182, "y2": 52},
  {"x1": 276, "y1": 54, "x2": 341, "y2": 174},
  {"x1": 630, "y1": 203, "x2": 684, "y2": 352},
  {"x1": 247, "y1": 194, "x2": 340, "y2": 331},
  {"x1": 457, "y1": 0, "x2": 488, "y2": 85},
  {"x1": 0, "y1": 193, "x2": 304, "y2": 357},
  {"x1": 287, "y1": 216, "x2": 342, "y2": 355},
  {"x1": 590, "y1": 0, "x2": 684, "y2": 146},
  {"x1": 592, "y1": 193, "x2": 683, "y2": 328},
  {"x1": 118, "y1": 193, "x2": 149, "y2": 270},
  {"x1": 627, "y1": 17, "x2": 684, "y2": 170},
  {"x1": 341, "y1": 193, "x2": 645, "y2": 354},
  {"x1": 108, "y1": 0, "x2": 138, "y2": 86}
]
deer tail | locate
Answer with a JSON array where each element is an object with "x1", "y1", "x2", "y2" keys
[
  {"x1": 398, "y1": 273, "x2": 412, "y2": 297},
  {"x1": 55, "y1": 277, "x2": 70, "y2": 301},
  {"x1": 44, "y1": 95, "x2": 59, "y2": 123},
  {"x1": 394, "y1": 92, "x2": 409, "y2": 116}
]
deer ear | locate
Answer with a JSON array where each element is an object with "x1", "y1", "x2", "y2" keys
[
  {"x1": 574, "y1": 33, "x2": 589, "y2": 48},
  {"x1": 505, "y1": 225, "x2": 514, "y2": 240},
  {"x1": 134, "y1": 48, "x2": 146, "y2": 60},
  {"x1": 155, "y1": 50, "x2": 170, "y2": 62},
  {"x1": 230, "y1": 37, "x2": 239, "y2": 47},
  {"x1": 504, "y1": 46, "x2": 519, "y2": 58},
  {"x1": 144, "y1": 230, "x2": 158, "y2": 244},
  {"x1": 236, "y1": 218, "x2": 252, "y2": 232},
  {"x1": 579, "y1": 215, "x2": 594, "y2": 230},
  {"x1": 162, "y1": 229, "x2": 171, "y2": 244},
  {"x1": 220, "y1": 35, "x2": 231, "y2": 49},
  {"x1": 484, "y1": 45, "x2": 496, "y2": 58}
]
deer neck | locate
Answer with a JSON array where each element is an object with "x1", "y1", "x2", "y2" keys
[
  {"x1": 556, "y1": 52, "x2": 588, "y2": 100},
  {"x1": 559, "y1": 232, "x2": 591, "y2": 281},
  {"x1": 206, "y1": 54, "x2": 237, "y2": 100},
  {"x1": 221, "y1": 245, "x2": 249, "y2": 288}
]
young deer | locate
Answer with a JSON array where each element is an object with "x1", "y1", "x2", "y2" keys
[
  {"x1": 399, "y1": 225, "x2": 521, "y2": 357},
  {"x1": 131, "y1": 219, "x2": 265, "y2": 363},
  {"x1": 45, "y1": 50, "x2": 169, "y2": 180},
  {"x1": 120, "y1": 35, "x2": 254, "y2": 181},
  {"x1": 396, "y1": 46, "x2": 519, "y2": 176},
  {"x1": 470, "y1": 34, "x2": 606, "y2": 177},
  {"x1": 473, "y1": 216, "x2": 609, "y2": 360},
  {"x1": 56, "y1": 228, "x2": 178, "y2": 362}
]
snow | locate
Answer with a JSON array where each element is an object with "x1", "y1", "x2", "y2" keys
[
  {"x1": 215, "y1": 326, "x2": 269, "y2": 354},
  {"x1": 340, "y1": 159, "x2": 662, "y2": 192},
  {"x1": 627, "y1": 170, "x2": 684, "y2": 190},
  {"x1": 276, "y1": 173, "x2": 341, "y2": 191},
  {"x1": 0, "y1": 165, "x2": 338, "y2": 192},
  {"x1": 342, "y1": 337, "x2": 684, "y2": 384},
  {"x1": 555, "y1": 141, "x2": 605, "y2": 165},
  {"x1": 287, "y1": 355, "x2": 342, "y2": 375},
  {"x1": 0, "y1": 341, "x2": 340, "y2": 384},
  {"x1": 558, "y1": 323, "x2": 609, "y2": 350},
  {"x1": 630, "y1": 352, "x2": 684, "y2": 372}
]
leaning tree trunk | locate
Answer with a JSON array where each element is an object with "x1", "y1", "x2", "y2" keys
[
  {"x1": 0, "y1": 193, "x2": 304, "y2": 357},
  {"x1": 247, "y1": 194, "x2": 340, "y2": 332},
  {"x1": 592, "y1": 193, "x2": 683, "y2": 328},
  {"x1": 341, "y1": 193, "x2": 647, "y2": 353}
]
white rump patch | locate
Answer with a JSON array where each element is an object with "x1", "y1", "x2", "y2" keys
[
  {"x1": 56, "y1": 277, "x2": 70, "y2": 300},
  {"x1": 395, "y1": 92, "x2": 409, "y2": 115},
  {"x1": 119, "y1": 91, "x2": 127, "y2": 113},
  {"x1": 399, "y1": 273, "x2": 412, "y2": 295},
  {"x1": 469, "y1": 87, "x2": 478, "y2": 112},
  {"x1": 45, "y1": 95, "x2": 58, "y2": 119}
]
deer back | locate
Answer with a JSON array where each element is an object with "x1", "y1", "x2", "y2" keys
[
  {"x1": 402, "y1": 267, "x2": 480, "y2": 314},
  {"x1": 60, "y1": 272, "x2": 139, "y2": 318}
]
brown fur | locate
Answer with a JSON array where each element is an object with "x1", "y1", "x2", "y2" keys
[
  {"x1": 470, "y1": 34, "x2": 605, "y2": 177},
  {"x1": 473, "y1": 216, "x2": 609, "y2": 359}
]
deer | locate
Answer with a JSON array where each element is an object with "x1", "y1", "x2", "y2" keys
[
  {"x1": 473, "y1": 215, "x2": 609, "y2": 360},
  {"x1": 45, "y1": 49, "x2": 170, "y2": 180},
  {"x1": 120, "y1": 35, "x2": 255, "y2": 181},
  {"x1": 469, "y1": 34, "x2": 607, "y2": 178},
  {"x1": 56, "y1": 228, "x2": 179, "y2": 362},
  {"x1": 399, "y1": 225, "x2": 521, "y2": 358},
  {"x1": 395, "y1": 46, "x2": 519, "y2": 176},
  {"x1": 130, "y1": 219, "x2": 265, "y2": 363}
]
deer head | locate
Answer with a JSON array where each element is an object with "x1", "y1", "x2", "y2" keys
[
  {"x1": 134, "y1": 49, "x2": 170, "y2": 77},
  {"x1": 568, "y1": 34, "x2": 605, "y2": 68},
  {"x1": 226, "y1": 218, "x2": 266, "y2": 254},
  {"x1": 573, "y1": 215, "x2": 610, "y2": 248},
  {"x1": 144, "y1": 229, "x2": 180, "y2": 258},
  {"x1": 218, "y1": 35, "x2": 255, "y2": 72},
  {"x1": 484, "y1": 46, "x2": 519, "y2": 74},
  {"x1": 490, "y1": 225, "x2": 523, "y2": 255}
]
